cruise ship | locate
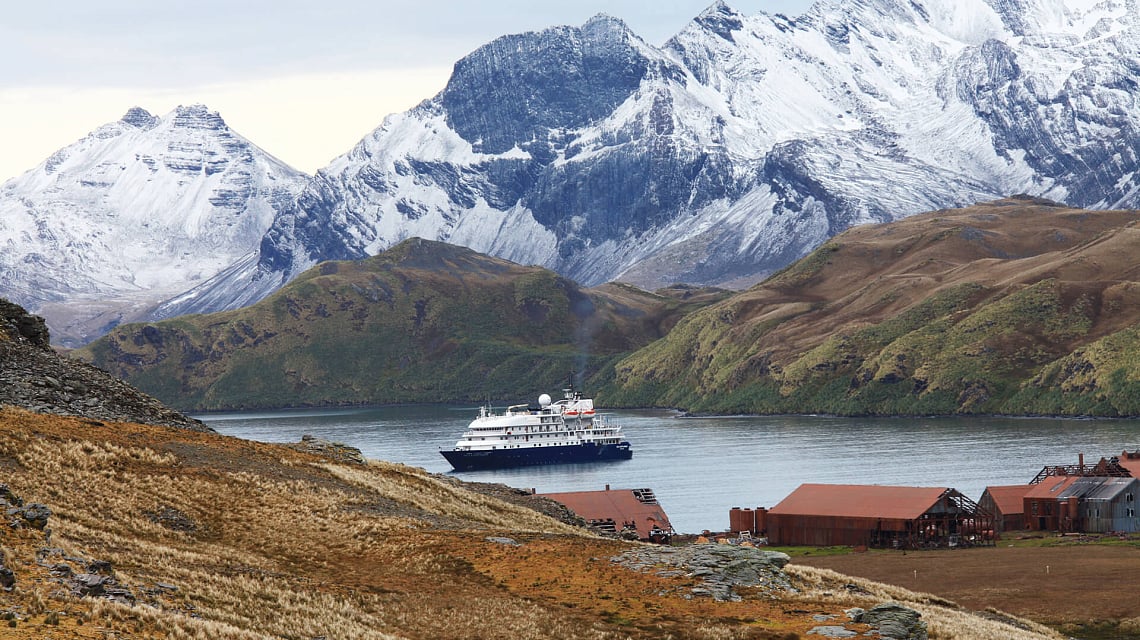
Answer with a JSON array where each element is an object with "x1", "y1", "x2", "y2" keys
[{"x1": 440, "y1": 385, "x2": 633, "y2": 471}]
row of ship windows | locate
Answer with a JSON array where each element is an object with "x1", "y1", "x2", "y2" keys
[{"x1": 469, "y1": 435, "x2": 570, "y2": 441}]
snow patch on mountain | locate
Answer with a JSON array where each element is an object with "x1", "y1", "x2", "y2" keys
[
  {"x1": 0, "y1": 105, "x2": 308, "y2": 345},
  {"x1": 34, "y1": 0, "x2": 1137, "y2": 327},
  {"x1": 223, "y1": 0, "x2": 1135, "y2": 297}
]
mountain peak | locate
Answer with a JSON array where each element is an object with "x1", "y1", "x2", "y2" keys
[
  {"x1": 121, "y1": 107, "x2": 159, "y2": 130},
  {"x1": 583, "y1": 13, "x2": 627, "y2": 29},
  {"x1": 0, "y1": 100, "x2": 308, "y2": 346},
  {"x1": 692, "y1": 1, "x2": 745, "y2": 40},
  {"x1": 170, "y1": 104, "x2": 228, "y2": 131},
  {"x1": 699, "y1": 0, "x2": 736, "y2": 17},
  {"x1": 436, "y1": 15, "x2": 653, "y2": 154}
]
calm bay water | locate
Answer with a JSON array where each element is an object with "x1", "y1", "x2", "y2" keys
[{"x1": 196, "y1": 405, "x2": 1140, "y2": 534}]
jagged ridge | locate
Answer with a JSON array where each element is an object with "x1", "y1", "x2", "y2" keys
[{"x1": 228, "y1": 0, "x2": 1138, "y2": 308}]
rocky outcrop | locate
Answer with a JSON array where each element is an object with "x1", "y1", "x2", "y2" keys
[
  {"x1": 612, "y1": 543, "x2": 793, "y2": 602},
  {"x1": 287, "y1": 434, "x2": 366, "y2": 465},
  {"x1": 847, "y1": 603, "x2": 928, "y2": 640},
  {"x1": 0, "y1": 299, "x2": 50, "y2": 347},
  {"x1": 0, "y1": 299, "x2": 208, "y2": 430}
]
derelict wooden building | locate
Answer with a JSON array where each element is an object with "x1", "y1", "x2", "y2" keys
[
  {"x1": 1024, "y1": 475, "x2": 1140, "y2": 533},
  {"x1": 979, "y1": 485, "x2": 1031, "y2": 533},
  {"x1": 541, "y1": 486, "x2": 673, "y2": 542},
  {"x1": 767, "y1": 484, "x2": 994, "y2": 549}
]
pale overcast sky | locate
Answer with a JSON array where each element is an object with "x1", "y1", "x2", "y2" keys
[{"x1": 0, "y1": 1, "x2": 816, "y2": 182}]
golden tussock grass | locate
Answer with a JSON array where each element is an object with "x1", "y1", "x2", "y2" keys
[
  {"x1": 787, "y1": 565, "x2": 1064, "y2": 640},
  {"x1": 0, "y1": 407, "x2": 1063, "y2": 640}
]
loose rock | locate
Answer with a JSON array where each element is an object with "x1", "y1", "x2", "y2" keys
[
  {"x1": 853, "y1": 603, "x2": 927, "y2": 640},
  {"x1": 806, "y1": 626, "x2": 856, "y2": 638},
  {"x1": 0, "y1": 298, "x2": 208, "y2": 431},
  {"x1": 8, "y1": 503, "x2": 51, "y2": 530},
  {"x1": 612, "y1": 543, "x2": 792, "y2": 602},
  {"x1": 288, "y1": 435, "x2": 366, "y2": 465}
]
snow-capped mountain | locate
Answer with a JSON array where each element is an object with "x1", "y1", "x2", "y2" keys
[
  {"x1": 0, "y1": 105, "x2": 308, "y2": 346},
  {"x1": 230, "y1": 0, "x2": 1137, "y2": 298},
  {"x1": 7, "y1": 0, "x2": 1138, "y2": 346}
]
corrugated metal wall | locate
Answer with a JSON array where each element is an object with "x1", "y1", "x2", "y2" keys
[
  {"x1": 1084, "y1": 495, "x2": 1140, "y2": 533},
  {"x1": 768, "y1": 515, "x2": 912, "y2": 547}
]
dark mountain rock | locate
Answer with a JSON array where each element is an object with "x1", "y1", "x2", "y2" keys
[
  {"x1": 0, "y1": 298, "x2": 207, "y2": 430},
  {"x1": 227, "y1": 0, "x2": 1136, "y2": 306},
  {"x1": 440, "y1": 15, "x2": 650, "y2": 155}
]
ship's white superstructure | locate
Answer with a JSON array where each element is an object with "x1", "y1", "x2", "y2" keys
[{"x1": 441, "y1": 385, "x2": 633, "y2": 470}]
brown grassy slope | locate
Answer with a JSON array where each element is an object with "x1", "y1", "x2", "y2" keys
[
  {"x1": 749, "y1": 199, "x2": 1140, "y2": 357},
  {"x1": 607, "y1": 197, "x2": 1140, "y2": 414},
  {"x1": 796, "y1": 543, "x2": 1140, "y2": 636},
  {"x1": 0, "y1": 408, "x2": 1060, "y2": 640}
]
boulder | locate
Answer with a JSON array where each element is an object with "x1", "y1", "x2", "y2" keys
[
  {"x1": 71, "y1": 573, "x2": 113, "y2": 597},
  {"x1": 87, "y1": 559, "x2": 113, "y2": 575},
  {"x1": 8, "y1": 503, "x2": 51, "y2": 529},
  {"x1": 0, "y1": 483, "x2": 21, "y2": 507},
  {"x1": 854, "y1": 603, "x2": 927, "y2": 640},
  {"x1": 288, "y1": 435, "x2": 366, "y2": 465}
]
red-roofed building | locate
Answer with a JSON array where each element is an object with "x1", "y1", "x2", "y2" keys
[
  {"x1": 1116, "y1": 450, "x2": 1140, "y2": 477},
  {"x1": 1024, "y1": 475, "x2": 1084, "y2": 531},
  {"x1": 1024, "y1": 475, "x2": 1140, "y2": 533},
  {"x1": 979, "y1": 485, "x2": 1031, "y2": 533},
  {"x1": 766, "y1": 484, "x2": 993, "y2": 549},
  {"x1": 542, "y1": 486, "x2": 672, "y2": 542}
]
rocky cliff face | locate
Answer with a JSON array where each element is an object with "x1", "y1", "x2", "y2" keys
[
  {"x1": 0, "y1": 299, "x2": 205, "y2": 430},
  {"x1": 221, "y1": 0, "x2": 1138, "y2": 302},
  {"x1": 0, "y1": 105, "x2": 308, "y2": 346}
]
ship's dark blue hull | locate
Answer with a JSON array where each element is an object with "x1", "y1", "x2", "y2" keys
[{"x1": 441, "y1": 441, "x2": 632, "y2": 471}]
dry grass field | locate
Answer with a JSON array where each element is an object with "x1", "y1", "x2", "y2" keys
[
  {"x1": 0, "y1": 406, "x2": 1072, "y2": 639},
  {"x1": 796, "y1": 542, "x2": 1140, "y2": 639}
]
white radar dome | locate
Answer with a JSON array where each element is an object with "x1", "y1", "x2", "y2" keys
[{"x1": 538, "y1": 394, "x2": 552, "y2": 407}]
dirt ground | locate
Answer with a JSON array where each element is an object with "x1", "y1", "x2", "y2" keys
[{"x1": 794, "y1": 542, "x2": 1140, "y2": 636}]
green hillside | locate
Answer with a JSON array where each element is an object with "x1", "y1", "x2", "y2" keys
[
  {"x1": 77, "y1": 239, "x2": 725, "y2": 410},
  {"x1": 602, "y1": 198, "x2": 1140, "y2": 417}
]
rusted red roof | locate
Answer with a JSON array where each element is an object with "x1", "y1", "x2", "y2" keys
[
  {"x1": 1117, "y1": 450, "x2": 1140, "y2": 476},
  {"x1": 542, "y1": 487, "x2": 672, "y2": 537},
  {"x1": 768, "y1": 484, "x2": 953, "y2": 520},
  {"x1": 1024, "y1": 475, "x2": 1083, "y2": 499},
  {"x1": 982, "y1": 485, "x2": 1031, "y2": 514}
]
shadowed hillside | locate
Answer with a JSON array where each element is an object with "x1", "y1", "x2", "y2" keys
[
  {"x1": 77, "y1": 239, "x2": 726, "y2": 411},
  {"x1": 604, "y1": 197, "x2": 1140, "y2": 416}
]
